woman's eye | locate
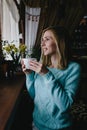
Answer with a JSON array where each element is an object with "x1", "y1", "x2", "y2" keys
[
  {"x1": 46, "y1": 38, "x2": 49, "y2": 41},
  {"x1": 41, "y1": 38, "x2": 50, "y2": 43}
]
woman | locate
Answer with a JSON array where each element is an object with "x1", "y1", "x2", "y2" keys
[{"x1": 21, "y1": 26, "x2": 81, "y2": 130}]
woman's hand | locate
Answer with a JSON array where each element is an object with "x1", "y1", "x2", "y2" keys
[
  {"x1": 29, "y1": 60, "x2": 49, "y2": 75},
  {"x1": 21, "y1": 59, "x2": 32, "y2": 74}
]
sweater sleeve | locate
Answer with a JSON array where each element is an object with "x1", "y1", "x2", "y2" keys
[
  {"x1": 41, "y1": 63, "x2": 81, "y2": 111},
  {"x1": 26, "y1": 72, "x2": 35, "y2": 99}
]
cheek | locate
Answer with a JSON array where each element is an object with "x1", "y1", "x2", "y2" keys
[{"x1": 50, "y1": 44, "x2": 57, "y2": 52}]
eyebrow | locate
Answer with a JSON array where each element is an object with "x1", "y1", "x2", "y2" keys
[{"x1": 43, "y1": 36, "x2": 53, "y2": 39}]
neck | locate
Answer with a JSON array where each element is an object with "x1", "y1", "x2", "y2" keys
[{"x1": 50, "y1": 54, "x2": 58, "y2": 68}]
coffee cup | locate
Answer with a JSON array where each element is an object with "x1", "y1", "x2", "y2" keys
[{"x1": 22, "y1": 58, "x2": 36, "y2": 69}]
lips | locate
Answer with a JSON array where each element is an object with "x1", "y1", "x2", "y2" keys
[
  {"x1": 43, "y1": 48, "x2": 48, "y2": 54},
  {"x1": 43, "y1": 48, "x2": 47, "y2": 51}
]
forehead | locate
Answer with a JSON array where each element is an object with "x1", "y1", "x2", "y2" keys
[{"x1": 43, "y1": 30, "x2": 53, "y2": 38}]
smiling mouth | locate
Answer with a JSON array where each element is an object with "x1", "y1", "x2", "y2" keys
[{"x1": 43, "y1": 48, "x2": 47, "y2": 51}]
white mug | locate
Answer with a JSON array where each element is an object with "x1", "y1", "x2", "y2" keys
[{"x1": 22, "y1": 58, "x2": 36, "y2": 69}]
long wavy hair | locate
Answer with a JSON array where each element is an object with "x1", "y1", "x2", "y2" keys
[{"x1": 40, "y1": 26, "x2": 72, "y2": 69}]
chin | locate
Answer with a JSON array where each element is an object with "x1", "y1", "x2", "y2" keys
[
  {"x1": 43, "y1": 52, "x2": 48, "y2": 55},
  {"x1": 44, "y1": 53, "x2": 51, "y2": 56},
  {"x1": 43, "y1": 51, "x2": 51, "y2": 56},
  {"x1": 44, "y1": 53, "x2": 47, "y2": 56}
]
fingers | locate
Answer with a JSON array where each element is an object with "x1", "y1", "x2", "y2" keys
[
  {"x1": 29, "y1": 60, "x2": 41, "y2": 67},
  {"x1": 21, "y1": 59, "x2": 24, "y2": 65},
  {"x1": 21, "y1": 60, "x2": 48, "y2": 75},
  {"x1": 21, "y1": 59, "x2": 32, "y2": 74},
  {"x1": 22, "y1": 66, "x2": 32, "y2": 74},
  {"x1": 29, "y1": 60, "x2": 43, "y2": 73},
  {"x1": 21, "y1": 59, "x2": 47, "y2": 74},
  {"x1": 21, "y1": 64, "x2": 27, "y2": 73}
]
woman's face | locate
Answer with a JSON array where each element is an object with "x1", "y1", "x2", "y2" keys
[{"x1": 41, "y1": 30, "x2": 57, "y2": 56}]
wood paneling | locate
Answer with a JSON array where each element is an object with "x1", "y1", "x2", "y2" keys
[{"x1": 0, "y1": 74, "x2": 25, "y2": 130}]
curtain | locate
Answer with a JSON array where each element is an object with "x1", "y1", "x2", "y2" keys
[
  {"x1": 25, "y1": 6, "x2": 41, "y2": 55},
  {"x1": 0, "y1": 0, "x2": 1, "y2": 41},
  {"x1": 34, "y1": 0, "x2": 84, "y2": 48},
  {"x1": 1, "y1": 0, "x2": 20, "y2": 47},
  {"x1": 58, "y1": 0, "x2": 84, "y2": 35},
  {"x1": 23, "y1": 0, "x2": 84, "y2": 60},
  {"x1": 35, "y1": 0, "x2": 60, "y2": 48}
]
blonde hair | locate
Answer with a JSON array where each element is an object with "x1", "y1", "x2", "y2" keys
[{"x1": 40, "y1": 26, "x2": 72, "y2": 69}]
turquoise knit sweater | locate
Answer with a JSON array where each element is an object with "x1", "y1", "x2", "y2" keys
[{"x1": 26, "y1": 62, "x2": 81, "y2": 130}]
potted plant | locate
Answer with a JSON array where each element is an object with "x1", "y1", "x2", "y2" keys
[{"x1": 2, "y1": 41, "x2": 27, "y2": 72}]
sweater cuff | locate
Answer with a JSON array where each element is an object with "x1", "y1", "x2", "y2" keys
[{"x1": 26, "y1": 71, "x2": 35, "y2": 80}]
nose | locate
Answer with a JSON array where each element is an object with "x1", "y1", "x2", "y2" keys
[{"x1": 41, "y1": 39, "x2": 45, "y2": 47}]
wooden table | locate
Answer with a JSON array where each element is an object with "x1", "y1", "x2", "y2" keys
[{"x1": 0, "y1": 74, "x2": 25, "y2": 130}]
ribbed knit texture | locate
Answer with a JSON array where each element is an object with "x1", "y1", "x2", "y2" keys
[{"x1": 26, "y1": 62, "x2": 81, "y2": 130}]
